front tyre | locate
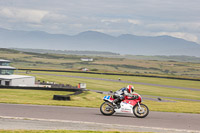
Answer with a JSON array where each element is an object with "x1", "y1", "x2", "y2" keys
[
  {"x1": 133, "y1": 104, "x2": 149, "y2": 118},
  {"x1": 100, "y1": 102, "x2": 115, "y2": 116}
]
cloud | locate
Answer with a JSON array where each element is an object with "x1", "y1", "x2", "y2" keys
[
  {"x1": 0, "y1": 0, "x2": 200, "y2": 44},
  {"x1": 145, "y1": 22, "x2": 200, "y2": 33},
  {"x1": 42, "y1": 13, "x2": 68, "y2": 23},
  {"x1": 155, "y1": 32, "x2": 199, "y2": 43},
  {"x1": 101, "y1": 19, "x2": 122, "y2": 23},
  {"x1": 133, "y1": 22, "x2": 200, "y2": 43},
  {"x1": 128, "y1": 19, "x2": 142, "y2": 25},
  {"x1": 0, "y1": 7, "x2": 48, "y2": 23},
  {"x1": 101, "y1": 18, "x2": 142, "y2": 24}
]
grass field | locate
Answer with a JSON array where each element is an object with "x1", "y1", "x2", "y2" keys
[
  {"x1": 0, "y1": 89, "x2": 73, "y2": 105},
  {"x1": 1, "y1": 48, "x2": 200, "y2": 78},
  {"x1": 21, "y1": 71, "x2": 200, "y2": 100},
  {"x1": 26, "y1": 71, "x2": 200, "y2": 89}
]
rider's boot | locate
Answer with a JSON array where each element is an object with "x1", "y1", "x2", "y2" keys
[
  {"x1": 112, "y1": 99, "x2": 118, "y2": 105},
  {"x1": 112, "y1": 99, "x2": 121, "y2": 109},
  {"x1": 116, "y1": 103, "x2": 121, "y2": 109}
]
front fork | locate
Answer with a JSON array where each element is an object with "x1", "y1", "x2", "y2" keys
[
  {"x1": 137, "y1": 102, "x2": 141, "y2": 109},
  {"x1": 137, "y1": 102, "x2": 145, "y2": 114}
]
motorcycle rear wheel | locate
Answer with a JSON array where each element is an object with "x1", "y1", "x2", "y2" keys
[
  {"x1": 133, "y1": 103, "x2": 149, "y2": 118},
  {"x1": 100, "y1": 102, "x2": 115, "y2": 115}
]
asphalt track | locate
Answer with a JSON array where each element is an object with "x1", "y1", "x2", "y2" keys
[{"x1": 0, "y1": 103, "x2": 200, "y2": 133}]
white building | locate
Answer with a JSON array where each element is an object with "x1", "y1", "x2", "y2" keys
[
  {"x1": 81, "y1": 58, "x2": 93, "y2": 62},
  {"x1": 0, "y1": 75, "x2": 35, "y2": 86},
  {"x1": 0, "y1": 59, "x2": 35, "y2": 86}
]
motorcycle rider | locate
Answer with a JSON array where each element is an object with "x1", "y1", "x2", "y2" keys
[{"x1": 112, "y1": 85, "x2": 138, "y2": 108}]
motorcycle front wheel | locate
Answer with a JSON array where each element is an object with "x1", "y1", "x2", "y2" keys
[
  {"x1": 133, "y1": 103, "x2": 149, "y2": 118},
  {"x1": 100, "y1": 102, "x2": 115, "y2": 116}
]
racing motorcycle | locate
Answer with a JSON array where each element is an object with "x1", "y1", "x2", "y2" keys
[{"x1": 100, "y1": 93, "x2": 149, "y2": 118}]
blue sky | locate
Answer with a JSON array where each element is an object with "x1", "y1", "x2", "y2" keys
[{"x1": 0, "y1": 0, "x2": 200, "y2": 44}]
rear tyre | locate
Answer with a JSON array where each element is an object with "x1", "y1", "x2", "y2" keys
[
  {"x1": 133, "y1": 103, "x2": 149, "y2": 118},
  {"x1": 100, "y1": 102, "x2": 115, "y2": 115}
]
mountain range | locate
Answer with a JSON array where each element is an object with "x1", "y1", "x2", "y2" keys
[{"x1": 0, "y1": 27, "x2": 200, "y2": 57}]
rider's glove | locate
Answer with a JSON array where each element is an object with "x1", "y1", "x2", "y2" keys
[
  {"x1": 128, "y1": 95, "x2": 139, "y2": 100},
  {"x1": 135, "y1": 95, "x2": 139, "y2": 99}
]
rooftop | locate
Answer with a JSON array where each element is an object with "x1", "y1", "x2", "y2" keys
[
  {"x1": 0, "y1": 59, "x2": 11, "y2": 63},
  {"x1": 0, "y1": 75, "x2": 34, "y2": 80},
  {"x1": 0, "y1": 66, "x2": 16, "y2": 70}
]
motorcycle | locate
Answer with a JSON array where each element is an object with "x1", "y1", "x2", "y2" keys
[{"x1": 100, "y1": 93, "x2": 149, "y2": 118}]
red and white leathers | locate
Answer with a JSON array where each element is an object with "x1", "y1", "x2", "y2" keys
[{"x1": 113, "y1": 85, "x2": 138, "y2": 106}]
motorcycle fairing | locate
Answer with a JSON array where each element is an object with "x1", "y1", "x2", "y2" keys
[
  {"x1": 115, "y1": 102, "x2": 133, "y2": 114},
  {"x1": 103, "y1": 96, "x2": 114, "y2": 102}
]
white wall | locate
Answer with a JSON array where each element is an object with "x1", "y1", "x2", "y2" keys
[
  {"x1": 81, "y1": 58, "x2": 93, "y2": 61},
  {"x1": 0, "y1": 79, "x2": 10, "y2": 86},
  {"x1": 0, "y1": 77, "x2": 35, "y2": 86},
  {"x1": 10, "y1": 77, "x2": 35, "y2": 86}
]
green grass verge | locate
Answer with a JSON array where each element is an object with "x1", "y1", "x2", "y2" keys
[
  {"x1": 0, "y1": 89, "x2": 73, "y2": 105},
  {"x1": 25, "y1": 71, "x2": 200, "y2": 89},
  {"x1": 22, "y1": 71, "x2": 200, "y2": 100},
  {"x1": 0, "y1": 89, "x2": 102, "y2": 107},
  {"x1": 0, "y1": 130, "x2": 151, "y2": 133}
]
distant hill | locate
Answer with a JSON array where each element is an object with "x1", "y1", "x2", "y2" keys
[
  {"x1": 12, "y1": 48, "x2": 120, "y2": 56},
  {"x1": 10, "y1": 48, "x2": 200, "y2": 63},
  {"x1": 1, "y1": 28, "x2": 200, "y2": 57}
]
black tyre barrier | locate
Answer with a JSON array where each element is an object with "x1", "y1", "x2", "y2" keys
[
  {"x1": 53, "y1": 90, "x2": 83, "y2": 101},
  {"x1": 53, "y1": 95, "x2": 71, "y2": 101}
]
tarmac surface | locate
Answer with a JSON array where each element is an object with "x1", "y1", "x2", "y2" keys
[{"x1": 0, "y1": 103, "x2": 200, "y2": 133}]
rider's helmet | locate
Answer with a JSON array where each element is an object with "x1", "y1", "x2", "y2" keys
[{"x1": 126, "y1": 85, "x2": 134, "y2": 94}]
